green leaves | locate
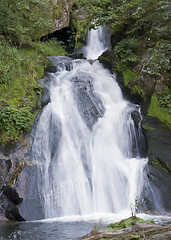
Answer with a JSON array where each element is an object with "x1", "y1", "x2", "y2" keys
[
  {"x1": 142, "y1": 40, "x2": 171, "y2": 76},
  {"x1": 0, "y1": 36, "x2": 66, "y2": 144},
  {"x1": 114, "y1": 38, "x2": 140, "y2": 69},
  {"x1": 0, "y1": 106, "x2": 33, "y2": 143}
]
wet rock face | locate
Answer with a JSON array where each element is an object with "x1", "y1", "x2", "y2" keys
[
  {"x1": 72, "y1": 68, "x2": 104, "y2": 130},
  {"x1": 142, "y1": 116, "x2": 171, "y2": 212}
]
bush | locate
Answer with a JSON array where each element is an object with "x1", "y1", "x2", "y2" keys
[
  {"x1": 142, "y1": 40, "x2": 171, "y2": 76},
  {"x1": 0, "y1": 106, "x2": 33, "y2": 143},
  {"x1": 114, "y1": 38, "x2": 140, "y2": 70}
]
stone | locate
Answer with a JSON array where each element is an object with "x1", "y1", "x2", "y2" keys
[
  {"x1": 5, "y1": 203, "x2": 25, "y2": 222},
  {"x1": 142, "y1": 115, "x2": 171, "y2": 212},
  {"x1": 98, "y1": 49, "x2": 115, "y2": 70},
  {"x1": 3, "y1": 187, "x2": 23, "y2": 205},
  {"x1": 0, "y1": 136, "x2": 33, "y2": 221}
]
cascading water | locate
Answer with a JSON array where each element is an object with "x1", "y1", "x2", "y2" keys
[
  {"x1": 83, "y1": 26, "x2": 108, "y2": 59},
  {"x1": 32, "y1": 27, "x2": 148, "y2": 219}
]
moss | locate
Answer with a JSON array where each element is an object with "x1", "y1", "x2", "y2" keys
[
  {"x1": 148, "y1": 95, "x2": 171, "y2": 129},
  {"x1": 123, "y1": 69, "x2": 137, "y2": 86},
  {"x1": 106, "y1": 217, "x2": 155, "y2": 230},
  {"x1": 152, "y1": 158, "x2": 171, "y2": 173},
  {"x1": 142, "y1": 125, "x2": 155, "y2": 131}
]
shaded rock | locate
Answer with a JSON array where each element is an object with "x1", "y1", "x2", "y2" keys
[
  {"x1": 116, "y1": 72, "x2": 143, "y2": 105},
  {"x1": 47, "y1": 56, "x2": 73, "y2": 71},
  {"x1": 5, "y1": 203, "x2": 25, "y2": 222},
  {"x1": 44, "y1": 59, "x2": 57, "y2": 73},
  {"x1": 98, "y1": 49, "x2": 115, "y2": 70},
  {"x1": 16, "y1": 164, "x2": 44, "y2": 221},
  {"x1": 142, "y1": 115, "x2": 171, "y2": 211},
  {"x1": 3, "y1": 187, "x2": 23, "y2": 205},
  {"x1": 131, "y1": 111, "x2": 141, "y2": 128},
  {"x1": 41, "y1": 87, "x2": 51, "y2": 108},
  {"x1": 71, "y1": 52, "x2": 86, "y2": 60}
]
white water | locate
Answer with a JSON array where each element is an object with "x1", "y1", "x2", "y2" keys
[
  {"x1": 83, "y1": 26, "x2": 108, "y2": 59},
  {"x1": 33, "y1": 27, "x2": 148, "y2": 219}
]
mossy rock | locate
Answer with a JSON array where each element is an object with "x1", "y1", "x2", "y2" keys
[{"x1": 106, "y1": 217, "x2": 155, "y2": 230}]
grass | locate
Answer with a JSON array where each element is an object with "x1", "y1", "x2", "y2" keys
[
  {"x1": 123, "y1": 68, "x2": 137, "y2": 86},
  {"x1": 148, "y1": 95, "x2": 171, "y2": 129}
]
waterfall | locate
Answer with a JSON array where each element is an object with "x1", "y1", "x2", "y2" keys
[
  {"x1": 32, "y1": 27, "x2": 148, "y2": 219},
  {"x1": 83, "y1": 26, "x2": 108, "y2": 59}
]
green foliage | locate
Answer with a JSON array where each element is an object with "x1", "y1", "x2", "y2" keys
[
  {"x1": 69, "y1": 11, "x2": 88, "y2": 49},
  {"x1": 33, "y1": 39, "x2": 66, "y2": 56},
  {"x1": 0, "y1": 38, "x2": 41, "y2": 84},
  {"x1": 0, "y1": 0, "x2": 67, "y2": 144},
  {"x1": 0, "y1": 106, "x2": 33, "y2": 143},
  {"x1": 158, "y1": 85, "x2": 171, "y2": 109},
  {"x1": 130, "y1": 234, "x2": 143, "y2": 239},
  {"x1": 0, "y1": 38, "x2": 66, "y2": 144},
  {"x1": 114, "y1": 38, "x2": 140, "y2": 70},
  {"x1": 142, "y1": 40, "x2": 171, "y2": 76},
  {"x1": 106, "y1": 217, "x2": 155, "y2": 230}
]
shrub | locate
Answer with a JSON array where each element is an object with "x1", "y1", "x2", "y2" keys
[
  {"x1": 114, "y1": 38, "x2": 140, "y2": 70},
  {"x1": 0, "y1": 106, "x2": 33, "y2": 143}
]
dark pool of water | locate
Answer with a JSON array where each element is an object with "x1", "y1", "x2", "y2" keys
[{"x1": 0, "y1": 220, "x2": 107, "y2": 240}]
